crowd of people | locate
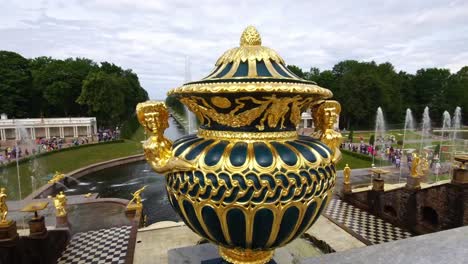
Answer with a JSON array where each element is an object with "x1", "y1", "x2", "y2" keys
[
  {"x1": 97, "y1": 128, "x2": 119, "y2": 142},
  {"x1": 340, "y1": 139, "x2": 404, "y2": 168},
  {"x1": 0, "y1": 128, "x2": 119, "y2": 165},
  {"x1": 340, "y1": 136, "x2": 445, "y2": 175}
]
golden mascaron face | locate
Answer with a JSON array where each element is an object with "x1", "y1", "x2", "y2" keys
[
  {"x1": 144, "y1": 112, "x2": 168, "y2": 131},
  {"x1": 324, "y1": 107, "x2": 338, "y2": 127}
]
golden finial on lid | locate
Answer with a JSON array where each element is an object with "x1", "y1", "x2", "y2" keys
[{"x1": 240, "y1": 26, "x2": 262, "y2": 46}]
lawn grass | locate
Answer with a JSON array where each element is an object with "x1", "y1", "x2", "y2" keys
[
  {"x1": 0, "y1": 140, "x2": 143, "y2": 200},
  {"x1": 336, "y1": 152, "x2": 373, "y2": 170}
]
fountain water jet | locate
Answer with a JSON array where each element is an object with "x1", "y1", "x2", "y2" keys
[
  {"x1": 373, "y1": 107, "x2": 386, "y2": 170},
  {"x1": 419, "y1": 106, "x2": 431, "y2": 155},
  {"x1": 435, "y1": 111, "x2": 452, "y2": 181},
  {"x1": 184, "y1": 56, "x2": 197, "y2": 134},
  {"x1": 399, "y1": 108, "x2": 415, "y2": 182},
  {"x1": 452, "y1": 107, "x2": 462, "y2": 142},
  {"x1": 448, "y1": 107, "x2": 463, "y2": 177}
]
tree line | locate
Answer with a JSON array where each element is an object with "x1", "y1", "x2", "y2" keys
[
  {"x1": 0, "y1": 50, "x2": 148, "y2": 127},
  {"x1": 287, "y1": 61, "x2": 467, "y2": 129}
]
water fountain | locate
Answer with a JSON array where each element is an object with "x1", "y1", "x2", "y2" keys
[
  {"x1": 184, "y1": 56, "x2": 197, "y2": 134},
  {"x1": 419, "y1": 106, "x2": 431, "y2": 155},
  {"x1": 449, "y1": 107, "x2": 463, "y2": 177},
  {"x1": 441, "y1": 111, "x2": 452, "y2": 140},
  {"x1": 373, "y1": 107, "x2": 386, "y2": 169},
  {"x1": 399, "y1": 108, "x2": 415, "y2": 182},
  {"x1": 452, "y1": 106, "x2": 462, "y2": 143},
  {"x1": 436, "y1": 111, "x2": 451, "y2": 181},
  {"x1": 16, "y1": 122, "x2": 43, "y2": 196}
]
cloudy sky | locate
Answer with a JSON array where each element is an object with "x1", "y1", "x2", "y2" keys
[{"x1": 1, "y1": 0, "x2": 468, "y2": 99}]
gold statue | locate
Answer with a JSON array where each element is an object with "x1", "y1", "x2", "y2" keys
[
  {"x1": 343, "y1": 164, "x2": 351, "y2": 184},
  {"x1": 127, "y1": 185, "x2": 148, "y2": 209},
  {"x1": 411, "y1": 153, "x2": 420, "y2": 177},
  {"x1": 53, "y1": 191, "x2": 67, "y2": 217},
  {"x1": 48, "y1": 171, "x2": 65, "y2": 184},
  {"x1": 420, "y1": 153, "x2": 430, "y2": 176},
  {"x1": 313, "y1": 100, "x2": 342, "y2": 162},
  {"x1": 0, "y1": 188, "x2": 9, "y2": 224},
  {"x1": 136, "y1": 101, "x2": 194, "y2": 174}
]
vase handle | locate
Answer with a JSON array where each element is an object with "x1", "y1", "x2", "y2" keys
[
  {"x1": 136, "y1": 101, "x2": 194, "y2": 174},
  {"x1": 312, "y1": 100, "x2": 343, "y2": 163}
]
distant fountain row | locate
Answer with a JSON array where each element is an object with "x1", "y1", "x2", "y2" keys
[{"x1": 373, "y1": 106, "x2": 464, "y2": 183}]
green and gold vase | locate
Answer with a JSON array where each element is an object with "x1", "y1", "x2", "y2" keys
[{"x1": 137, "y1": 26, "x2": 342, "y2": 264}]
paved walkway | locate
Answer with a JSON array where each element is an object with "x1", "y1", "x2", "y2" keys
[
  {"x1": 324, "y1": 198, "x2": 413, "y2": 245},
  {"x1": 57, "y1": 225, "x2": 132, "y2": 264}
]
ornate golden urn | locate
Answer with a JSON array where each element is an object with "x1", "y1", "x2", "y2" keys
[{"x1": 137, "y1": 26, "x2": 342, "y2": 264}]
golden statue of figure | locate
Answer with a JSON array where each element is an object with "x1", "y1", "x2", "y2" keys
[
  {"x1": 313, "y1": 100, "x2": 342, "y2": 162},
  {"x1": 0, "y1": 188, "x2": 9, "y2": 223},
  {"x1": 127, "y1": 185, "x2": 148, "y2": 209},
  {"x1": 411, "y1": 153, "x2": 420, "y2": 177},
  {"x1": 48, "y1": 171, "x2": 65, "y2": 184},
  {"x1": 136, "y1": 101, "x2": 194, "y2": 174},
  {"x1": 53, "y1": 191, "x2": 67, "y2": 217},
  {"x1": 343, "y1": 164, "x2": 351, "y2": 184},
  {"x1": 420, "y1": 153, "x2": 430, "y2": 176}
]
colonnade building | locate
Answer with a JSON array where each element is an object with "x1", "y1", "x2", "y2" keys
[{"x1": 0, "y1": 114, "x2": 97, "y2": 142}]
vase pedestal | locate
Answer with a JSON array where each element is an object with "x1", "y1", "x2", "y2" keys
[
  {"x1": 342, "y1": 183, "x2": 352, "y2": 193},
  {"x1": 406, "y1": 176, "x2": 421, "y2": 190},
  {"x1": 168, "y1": 243, "x2": 287, "y2": 264},
  {"x1": 29, "y1": 216, "x2": 47, "y2": 239},
  {"x1": 56, "y1": 215, "x2": 70, "y2": 228},
  {"x1": 372, "y1": 178, "x2": 385, "y2": 191}
]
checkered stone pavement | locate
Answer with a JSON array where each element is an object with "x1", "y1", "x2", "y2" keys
[
  {"x1": 57, "y1": 225, "x2": 132, "y2": 264},
  {"x1": 324, "y1": 198, "x2": 413, "y2": 245}
]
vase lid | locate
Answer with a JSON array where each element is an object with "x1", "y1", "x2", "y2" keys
[{"x1": 168, "y1": 26, "x2": 332, "y2": 98}]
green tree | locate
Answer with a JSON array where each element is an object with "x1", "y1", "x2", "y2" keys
[
  {"x1": 448, "y1": 67, "x2": 468, "y2": 119},
  {"x1": 286, "y1": 65, "x2": 305, "y2": 78},
  {"x1": 77, "y1": 71, "x2": 127, "y2": 126},
  {"x1": 348, "y1": 130, "x2": 354, "y2": 142},
  {"x1": 412, "y1": 68, "x2": 451, "y2": 124},
  {"x1": 0, "y1": 51, "x2": 33, "y2": 117},
  {"x1": 31, "y1": 58, "x2": 97, "y2": 116},
  {"x1": 97, "y1": 62, "x2": 148, "y2": 119},
  {"x1": 166, "y1": 95, "x2": 185, "y2": 117}
]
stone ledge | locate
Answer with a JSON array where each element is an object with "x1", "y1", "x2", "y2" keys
[{"x1": 300, "y1": 226, "x2": 468, "y2": 264}]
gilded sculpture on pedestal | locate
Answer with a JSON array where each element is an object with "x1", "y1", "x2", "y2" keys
[
  {"x1": 0, "y1": 188, "x2": 9, "y2": 224},
  {"x1": 343, "y1": 164, "x2": 351, "y2": 185},
  {"x1": 411, "y1": 153, "x2": 430, "y2": 178},
  {"x1": 48, "y1": 171, "x2": 65, "y2": 184},
  {"x1": 127, "y1": 185, "x2": 148, "y2": 209},
  {"x1": 53, "y1": 191, "x2": 67, "y2": 217},
  {"x1": 420, "y1": 153, "x2": 430, "y2": 176}
]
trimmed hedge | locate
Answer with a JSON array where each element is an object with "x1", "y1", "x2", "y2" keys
[{"x1": 0, "y1": 139, "x2": 124, "y2": 169}]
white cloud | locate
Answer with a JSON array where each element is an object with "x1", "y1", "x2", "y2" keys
[{"x1": 1, "y1": 0, "x2": 467, "y2": 99}]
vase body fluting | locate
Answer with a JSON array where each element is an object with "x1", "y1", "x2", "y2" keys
[{"x1": 166, "y1": 133, "x2": 335, "y2": 251}]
